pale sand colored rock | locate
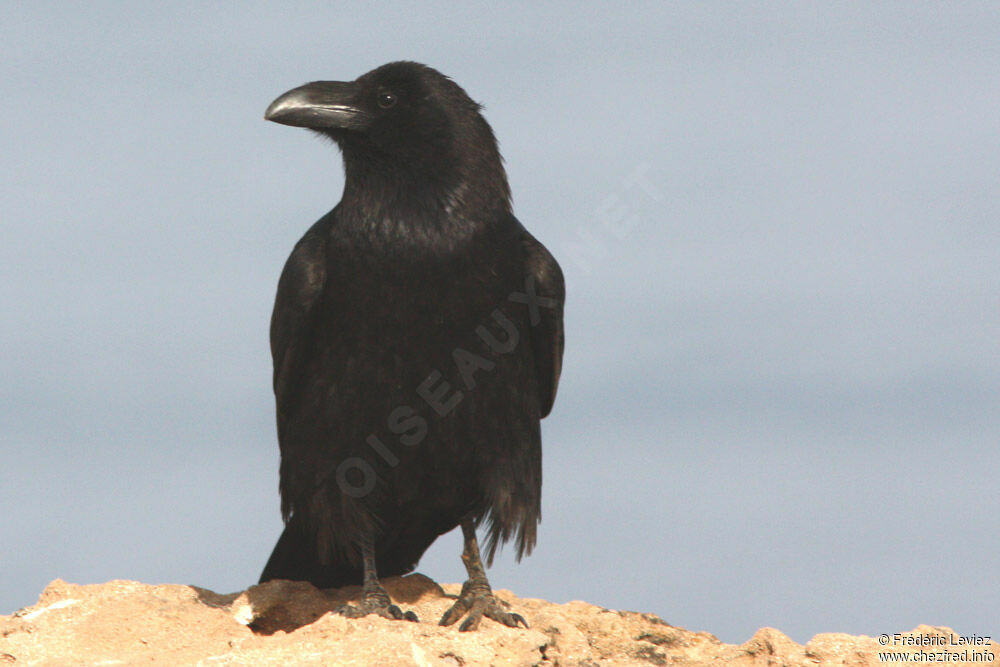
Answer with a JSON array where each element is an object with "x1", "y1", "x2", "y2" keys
[{"x1": 1, "y1": 575, "x2": 995, "y2": 666}]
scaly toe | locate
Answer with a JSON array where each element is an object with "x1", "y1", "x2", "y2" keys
[
  {"x1": 440, "y1": 592, "x2": 528, "y2": 631},
  {"x1": 335, "y1": 597, "x2": 417, "y2": 622},
  {"x1": 439, "y1": 597, "x2": 471, "y2": 626}
]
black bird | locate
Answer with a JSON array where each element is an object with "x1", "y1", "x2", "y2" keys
[{"x1": 258, "y1": 62, "x2": 564, "y2": 630}]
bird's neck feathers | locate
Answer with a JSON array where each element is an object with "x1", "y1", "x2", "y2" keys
[{"x1": 337, "y1": 120, "x2": 512, "y2": 229}]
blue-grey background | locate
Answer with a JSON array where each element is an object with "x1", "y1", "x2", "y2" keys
[{"x1": 2, "y1": 2, "x2": 997, "y2": 643}]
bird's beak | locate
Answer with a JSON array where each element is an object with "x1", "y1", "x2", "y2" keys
[{"x1": 265, "y1": 81, "x2": 371, "y2": 131}]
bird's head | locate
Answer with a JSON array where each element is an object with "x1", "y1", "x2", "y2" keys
[{"x1": 266, "y1": 62, "x2": 510, "y2": 214}]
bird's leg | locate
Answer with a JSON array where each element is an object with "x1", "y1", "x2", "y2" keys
[
  {"x1": 335, "y1": 533, "x2": 418, "y2": 622},
  {"x1": 439, "y1": 519, "x2": 528, "y2": 631}
]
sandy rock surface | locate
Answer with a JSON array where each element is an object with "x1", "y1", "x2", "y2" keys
[{"x1": 1, "y1": 575, "x2": 995, "y2": 666}]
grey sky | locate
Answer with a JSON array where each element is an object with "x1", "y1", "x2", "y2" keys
[{"x1": 2, "y1": 2, "x2": 997, "y2": 643}]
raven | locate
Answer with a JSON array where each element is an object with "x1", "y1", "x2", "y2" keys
[{"x1": 258, "y1": 62, "x2": 564, "y2": 631}]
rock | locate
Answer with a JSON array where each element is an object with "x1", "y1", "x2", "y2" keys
[{"x1": 1, "y1": 576, "x2": 995, "y2": 666}]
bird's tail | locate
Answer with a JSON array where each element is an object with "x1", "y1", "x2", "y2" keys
[{"x1": 258, "y1": 521, "x2": 361, "y2": 588}]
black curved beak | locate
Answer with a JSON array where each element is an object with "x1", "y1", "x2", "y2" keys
[{"x1": 265, "y1": 81, "x2": 371, "y2": 131}]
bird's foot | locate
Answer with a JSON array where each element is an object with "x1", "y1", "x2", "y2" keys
[
  {"x1": 439, "y1": 580, "x2": 528, "y2": 631},
  {"x1": 336, "y1": 586, "x2": 418, "y2": 622}
]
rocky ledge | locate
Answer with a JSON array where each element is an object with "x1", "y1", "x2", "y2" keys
[{"x1": 1, "y1": 575, "x2": 994, "y2": 666}]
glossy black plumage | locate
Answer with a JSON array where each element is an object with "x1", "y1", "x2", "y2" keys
[{"x1": 258, "y1": 62, "x2": 564, "y2": 595}]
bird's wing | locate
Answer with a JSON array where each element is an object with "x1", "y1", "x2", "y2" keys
[
  {"x1": 520, "y1": 228, "x2": 565, "y2": 418},
  {"x1": 270, "y1": 220, "x2": 329, "y2": 425}
]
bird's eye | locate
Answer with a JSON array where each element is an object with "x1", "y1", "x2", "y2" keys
[{"x1": 377, "y1": 91, "x2": 397, "y2": 109}]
